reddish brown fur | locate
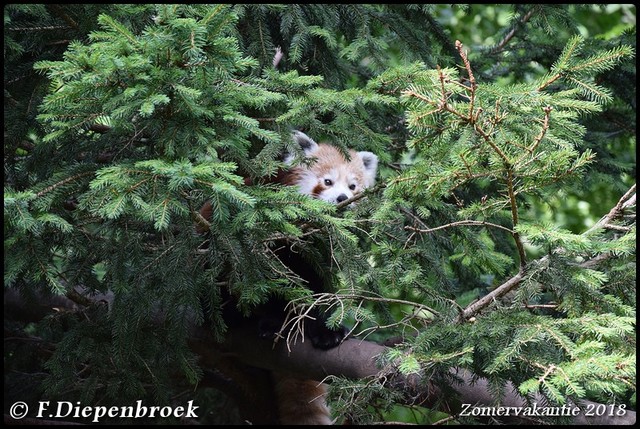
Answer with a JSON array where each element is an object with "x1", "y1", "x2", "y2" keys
[
  {"x1": 197, "y1": 136, "x2": 376, "y2": 424},
  {"x1": 311, "y1": 183, "x2": 325, "y2": 197},
  {"x1": 273, "y1": 372, "x2": 332, "y2": 425},
  {"x1": 293, "y1": 144, "x2": 366, "y2": 187}
]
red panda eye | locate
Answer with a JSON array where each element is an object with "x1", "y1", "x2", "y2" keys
[
  {"x1": 349, "y1": 184, "x2": 356, "y2": 190},
  {"x1": 324, "y1": 179, "x2": 333, "y2": 186}
]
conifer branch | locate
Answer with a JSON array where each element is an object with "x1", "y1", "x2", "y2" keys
[
  {"x1": 488, "y1": 7, "x2": 538, "y2": 54},
  {"x1": 258, "y1": 19, "x2": 268, "y2": 64},
  {"x1": 434, "y1": 67, "x2": 467, "y2": 121},
  {"x1": 507, "y1": 169, "x2": 527, "y2": 267},
  {"x1": 459, "y1": 152, "x2": 473, "y2": 176},
  {"x1": 457, "y1": 269, "x2": 525, "y2": 322},
  {"x1": 524, "y1": 303, "x2": 558, "y2": 310},
  {"x1": 473, "y1": 119, "x2": 510, "y2": 165},
  {"x1": 451, "y1": 42, "x2": 528, "y2": 267},
  {"x1": 186, "y1": 193, "x2": 211, "y2": 233},
  {"x1": 404, "y1": 220, "x2": 513, "y2": 234},
  {"x1": 5, "y1": 5, "x2": 634, "y2": 425},
  {"x1": 142, "y1": 243, "x2": 178, "y2": 273},
  {"x1": 35, "y1": 171, "x2": 95, "y2": 198},
  {"x1": 308, "y1": 292, "x2": 440, "y2": 317},
  {"x1": 454, "y1": 40, "x2": 476, "y2": 121},
  {"x1": 45, "y1": 5, "x2": 79, "y2": 30},
  {"x1": 567, "y1": 49, "x2": 632, "y2": 74},
  {"x1": 454, "y1": 38, "x2": 531, "y2": 269},
  {"x1": 350, "y1": 313, "x2": 423, "y2": 342},
  {"x1": 281, "y1": 292, "x2": 440, "y2": 351},
  {"x1": 458, "y1": 183, "x2": 636, "y2": 321},
  {"x1": 527, "y1": 106, "x2": 552, "y2": 153},
  {"x1": 336, "y1": 182, "x2": 385, "y2": 210},
  {"x1": 537, "y1": 74, "x2": 563, "y2": 92},
  {"x1": 585, "y1": 183, "x2": 636, "y2": 235},
  {"x1": 65, "y1": 287, "x2": 95, "y2": 308},
  {"x1": 8, "y1": 25, "x2": 71, "y2": 32}
]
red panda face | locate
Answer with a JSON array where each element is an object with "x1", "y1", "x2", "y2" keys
[{"x1": 284, "y1": 132, "x2": 378, "y2": 204}]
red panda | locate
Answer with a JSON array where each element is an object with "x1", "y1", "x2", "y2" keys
[
  {"x1": 199, "y1": 131, "x2": 378, "y2": 424},
  {"x1": 284, "y1": 130, "x2": 378, "y2": 204}
]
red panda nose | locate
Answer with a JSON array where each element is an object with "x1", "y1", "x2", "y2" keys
[{"x1": 336, "y1": 194, "x2": 349, "y2": 203}]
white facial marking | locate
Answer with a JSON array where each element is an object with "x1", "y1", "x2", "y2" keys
[{"x1": 286, "y1": 132, "x2": 379, "y2": 205}]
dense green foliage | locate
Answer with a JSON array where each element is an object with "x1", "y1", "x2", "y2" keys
[{"x1": 4, "y1": 4, "x2": 636, "y2": 425}]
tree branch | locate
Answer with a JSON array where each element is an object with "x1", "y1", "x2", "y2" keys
[
  {"x1": 456, "y1": 183, "x2": 636, "y2": 321},
  {"x1": 44, "y1": 5, "x2": 79, "y2": 30},
  {"x1": 195, "y1": 322, "x2": 636, "y2": 425},
  {"x1": 6, "y1": 290, "x2": 635, "y2": 425},
  {"x1": 457, "y1": 269, "x2": 526, "y2": 322},
  {"x1": 585, "y1": 183, "x2": 636, "y2": 234},
  {"x1": 488, "y1": 7, "x2": 538, "y2": 54},
  {"x1": 405, "y1": 220, "x2": 514, "y2": 235},
  {"x1": 454, "y1": 40, "x2": 476, "y2": 121}
]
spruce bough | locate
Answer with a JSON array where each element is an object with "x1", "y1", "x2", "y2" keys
[{"x1": 4, "y1": 4, "x2": 635, "y2": 425}]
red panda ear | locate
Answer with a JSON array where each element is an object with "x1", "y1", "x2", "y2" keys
[
  {"x1": 292, "y1": 131, "x2": 318, "y2": 155},
  {"x1": 285, "y1": 131, "x2": 319, "y2": 165},
  {"x1": 358, "y1": 151, "x2": 378, "y2": 187}
]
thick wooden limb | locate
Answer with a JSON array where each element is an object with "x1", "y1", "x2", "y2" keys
[
  {"x1": 194, "y1": 323, "x2": 637, "y2": 425},
  {"x1": 7, "y1": 291, "x2": 636, "y2": 425}
]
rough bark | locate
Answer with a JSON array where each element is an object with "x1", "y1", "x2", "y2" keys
[
  {"x1": 5, "y1": 290, "x2": 637, "y2": 425},
  {"x1": 193, "y1": 323, "x2": 636, "y2": 425}
]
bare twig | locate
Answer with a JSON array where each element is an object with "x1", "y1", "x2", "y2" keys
[
  {"x1": 585, "y1": 183, "x2": 636, "y2": 234},
  {"x1": 336, "y1": 182, "x2": 386, "y2": 211},
  {"x1": 528, "y1": 105, "x2": 553, "y2": 153},
  {"x1": 454, "y1": 40, "x2": 476, "y2": 121},
  {"x1": 279, "y1": 291, "x2": 440, "y2": 351},
  {"x1": 45, "y1": 4, "x2": 79, "y2": 30},
  {"x1": 457, "y1": 269, "x2": 525, "y2": 322},
  {"x1": 489, "y1": 7, "x2": 538, "y2": 54},
  {"x1": 507, "y1": 169, "x2": 528, "y2": 267},
  {"x1": 405, "y1": 220, "x2": 514, "y2": 235},
  {"x1": 7, "y1": 25, "x2": 71, "y2": 31}
]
